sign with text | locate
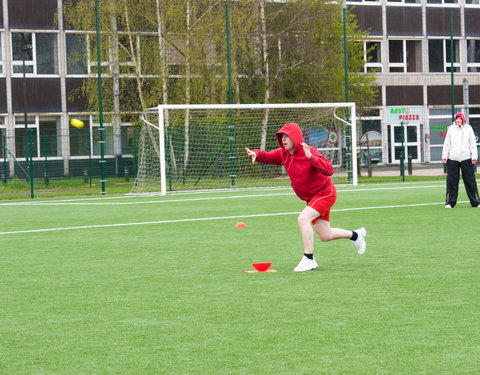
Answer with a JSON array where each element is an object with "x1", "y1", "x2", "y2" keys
[{"x1": 386, "y1": 106, "x2": 424, "y2": 124}]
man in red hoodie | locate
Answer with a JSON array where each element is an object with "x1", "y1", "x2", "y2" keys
[{"x1": 245, "y1": 122, "x2": 366, "y2": 272}]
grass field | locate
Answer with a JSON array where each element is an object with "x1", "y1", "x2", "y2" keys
[{"x1": 1, "y1": 181, "x2": 479, "y2": 374}]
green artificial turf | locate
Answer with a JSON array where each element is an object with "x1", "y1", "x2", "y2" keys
[{"x1": 0, "y1": 182, "x2": 479, "y2": 374}]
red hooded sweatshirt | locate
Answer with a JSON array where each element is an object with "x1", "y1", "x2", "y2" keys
[{"x1": 253, "y1": 122, "x2": 334, "y2": 201}]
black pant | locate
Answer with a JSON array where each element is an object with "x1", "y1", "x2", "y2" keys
[{"x1": 445, "y1": 159, "x2": 480, "y2": 207}]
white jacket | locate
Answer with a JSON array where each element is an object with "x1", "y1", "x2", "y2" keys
[{"x1": 442, "y1": 123, "x2": 478, "y2": 162}]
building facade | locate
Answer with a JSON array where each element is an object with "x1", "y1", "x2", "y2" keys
[
  {"x1": 350, "y1": 0, "x2": 480, "y2": 166},
  {"x1": 0, "y1": 0, "x2": 479, "y2": 180}
]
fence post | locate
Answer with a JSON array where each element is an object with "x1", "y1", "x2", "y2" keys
[
  {"x1": 28, "y1": 128, "x2": 34, "y2": 198},
  {"x1": 408, "y1": 154, "x2": 413, "y2": 175},
  {"x1": 2, "y1": 136, "x2": 7, "y2": 184},
  {"x1": 43, "y1": 135, "x2": 49, "y2": 186}
]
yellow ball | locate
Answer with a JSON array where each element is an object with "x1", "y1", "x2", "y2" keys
[{"x1": 70, "y1": 119, "x2": 84, "y2": 128}]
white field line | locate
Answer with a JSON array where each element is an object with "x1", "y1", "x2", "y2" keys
[
  {"x1": 0, "y1": 184, "x2": 446, "y2": 206},
  {"x1": 0, "y1": 200, "x2": 461, "y2": 236}
]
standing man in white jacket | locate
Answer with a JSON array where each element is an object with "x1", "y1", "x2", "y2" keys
[{"x1": 442, "y1": 112, "x2": 480, "y2": 208}]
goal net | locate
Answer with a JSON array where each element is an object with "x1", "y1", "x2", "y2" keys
[{"x1": 133, "y1": 103, "x2": 357, "y2": 195}]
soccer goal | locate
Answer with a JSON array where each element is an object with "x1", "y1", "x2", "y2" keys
[{"x1": 133, "y1": 103, "x2": 357, "y2": 195}]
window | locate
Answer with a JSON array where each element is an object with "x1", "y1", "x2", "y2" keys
[
  {"x1": 88, "y1": 34, "x2": 110, "y2": 75},
  {"x1": 466, "y1": 0, "x2": 480, "y2": 4},
  {"x1": 0, "y1": 33, "x2": 3, "y2": 75},
  {"x1": 11, "y1": 32, "x2": 58, "y2": 75},
  {"x1": 118, "y1": 34, "x2": 138, "y2": 76},
  {"x1": 427, "y1": 0, "x2": 457, "y2": 3},
  {"x1": 0, "y1": 117, "x2": 5, "y2": 159},
  {"x1": 364, "y1": 42, "x2": 382, "y2": 72},
  {"x1": 39, "y1": 117, "x2": 62, "y2": 157},
  {"x1": 66, "y1": 33, "x2": 88, "y2": 74},
  {"x1": 428, "y1": 39, "x2": 460, "y2": 72},
  {"x1": 388, "y1": 0, "x2": 421, "y2": 3},
  {"x1": 69, "y1": 116, "x2": 90, "y2": 156},
  {"x1": 121, "y1": 125, "x2": 135, "y2": 155},
  {"x1": 359, "y1": 115, "x2": 383, "y2": 166},
  {"x1": 69, "y1": 116, "x2": 114, "y2": 157},
  {"x1": 14, "y1": 116, "x2": 37, "y2": 158},
  {"x1": 388, "y1": 40, "x2": 422, "y2": 72},
  {"x1": 429, "y1": 109, "x2": 452, "y2": 161},
  {"x1": 92, "y1": 124, "x2": 114, "y2": 156},
  {"x1": 467, "y1": 40, "x2": 480, "y2": 72},
  {"x1": 66, "y1": 33, "x2": 110, "y2": 75},
  {"x1": 14, "y1": 116, "x2": 62, "y2": 159},
  {"x1": 427, "y1": 0, "x2": 458, "y2": 4}
]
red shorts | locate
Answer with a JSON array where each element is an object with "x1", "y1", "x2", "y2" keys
[{"x1": 307, "y1": 187, "x2": 337, "y2": 223}]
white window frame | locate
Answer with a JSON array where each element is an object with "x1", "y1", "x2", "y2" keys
[
  {"x1": 0, "y1": 32, "x2": 4, "y2": 76},
  {"x1": 428, "y1": 39, "x2": 460, "y2": 73},
  {"x1": 466, "y1": 39, "x2": 480, "y2": 72},
  {"x1": 11, "y1": 31, "x2": 59, "y2": 77},
  {"x1": 14, "y1": 115, "x2": 63, "y2": 160},
  {"x1": 364, "y1": 41, "x2": 382, "y2": 73},
  {"x1": 388, "y1": 40, "x2": 408, "y2": 72}
]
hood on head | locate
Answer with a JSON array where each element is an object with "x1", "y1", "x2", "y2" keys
[
  {"x1": 454, "y1": 112, "x2": 466, "y2": 125},
  {"x1": 276, "y1": 123, "x2": 304, "y2": 150}
]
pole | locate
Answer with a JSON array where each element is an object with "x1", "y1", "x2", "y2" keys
[
  {"x1": 95, "y1": 0, "x2": 106, "y2": 194},
  {"x1": 43, "y1": 136, "x2": 49, "y2": 186},
  {"x1": 400, "y1": 121, "x2": 405, "y2": 182},
  {"x1": 28, "y1": 128, "x2": 34, "y2": 198},
  {"x1": 449, "y1": 12, "x2": 455, "y2": 122},
  {"x1": 2, "y1": 136, "x2": 7, "y2": 184},
  {"x1": 342, "y1": 3, "x2": 352, "y2": 184},
  {"x1": 225, "y1": 1, "x2": 235, "y2": 187},
  {"x1": 463, "y1": 79, "x2": 469, "y2": 123}
]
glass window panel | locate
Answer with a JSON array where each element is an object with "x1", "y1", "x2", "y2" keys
[
  {"x1": 394, "y1": 126, "x2": 403, "y2": 142},
  {"x1": 406, "y1": 126, "x2": 417, "y2": 142},
  {"x1": 12, "y1": 33, "x2": 33, "y2": 61},
  {"x1": 39, "y1": 116, "x2": 62, "y2": 157},
  {"x1": 428, "y1": 40, "x2": 443, "y2": 72},
  {"x1": 36, "y1": 33, "x2": 58, "y2": 74},
  {"x1": 407, "y1": 145, "x2": 418, "y2": 159},
  {"x1": 121, "y1": 126, "x2": 135, "y2": 154},
  {"x1": 15, "y1": 128, "x2": 38, "y2": 158},
  {"x1": 394, "y1": 146, "x2": 403, "y2": 159},
  {"x1": 69, "y1": 118, "x2": 90, "y2": 156},
  {"x1": 66, "y1": 34, "x2": 88, "y2": 74},
  {"x1": 429, "y1": 117, "x2": 449, "y2": 145},
  {"x1": 0, "y1": 128, "x2": 5, "y2": 159},
  {"x1": 92, "y1": 126, "x2": 114, "y2": 156},
  {"x1": 389, "y1": 41, "x2": 403, "y2": 63},
  {"x1": 13, "y1": 65, "x2": 33, "y2": 74},
  {"x1": 367, "y1": 42, "x2": 381, "y2": 63},
  {"x1": 15, "y1": 116, "x2": 35, "y2": 125},
  {"x1": 445, "y1": 40, "x2": 458, "y2": 63},
  {"x1": 467, "y1": 40, "x2": 480, "y2": 63}
]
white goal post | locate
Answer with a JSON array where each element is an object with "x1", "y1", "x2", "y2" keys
[{"x1": 135, "y1": 102, "x2": 357, "y2": 195}]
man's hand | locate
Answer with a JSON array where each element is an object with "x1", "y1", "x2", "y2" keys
[
  {"x1": 473, "y1": 159, "x2": 477, "y2": 164},
  {"x1": 301, "y1": 142, "x2": 311, "y2": 159},
  {"x1": 442, "y1": 158, "x2": 447, "y2": 164},
  {"x1": 245, "y1": 147, "x2": 257, "y2": 163}
]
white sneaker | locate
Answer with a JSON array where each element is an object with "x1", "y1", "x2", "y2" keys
[
  {"x1": 445, "y1": 204, "x2": 452, "y2": 208},
  {"x1": 293, "y1": 256, "x2": 318, "y2": 272},
  {"x1": 353, "y1": 228, "x2": 367, "y2": 255}
]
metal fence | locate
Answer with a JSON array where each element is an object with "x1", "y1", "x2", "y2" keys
[{"x1": 1, "y1": 130, "x2": 138, "y2": 183}]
